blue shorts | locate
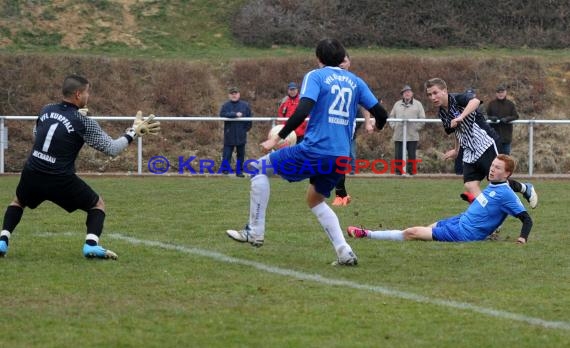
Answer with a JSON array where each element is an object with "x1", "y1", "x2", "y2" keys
[
  {"x1": 268, "y1": 146, "x2": 344, "y2": 198},
  {"x1": 431, "y1": 214, "x2": 472, "y2": 242}
]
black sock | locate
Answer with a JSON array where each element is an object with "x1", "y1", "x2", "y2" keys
[
  {"x1": 508, "y1": 179, "x2": 523, "y2": 193},
  {"x1": 85, "y1": 209, "x2": 106, "y2": 246},
  {"x1": 2, "y1": 205, "x2": 24, "y2": 245},
  {"x1": 335, "y1": 176, "x2": 347, "y2": 197}
]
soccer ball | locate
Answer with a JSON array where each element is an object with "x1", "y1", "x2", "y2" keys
[{"x1": 268, "y1": 124, "x2": 297, "y2": 149}]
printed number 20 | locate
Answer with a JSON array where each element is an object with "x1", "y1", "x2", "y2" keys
[{"x1": 328, "y1": 85, "x2": 352, "y2": 118}]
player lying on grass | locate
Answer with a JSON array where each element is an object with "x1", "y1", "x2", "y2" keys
[
  {"x1": 347, "y1": 154, "x2": 533, "y2": 244},
  {"x1": 0, "y1": 74, "x2": 160, "y2": 259}
]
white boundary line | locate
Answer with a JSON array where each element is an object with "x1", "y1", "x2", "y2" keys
[
  {"x1": 108, "y1": 233, "x2": 570, "y2": 331},
  {"x1": 35, "y1": 232, "x2": 570, "y2": 331}
]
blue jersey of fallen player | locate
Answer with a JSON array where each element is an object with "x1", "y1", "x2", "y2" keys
[
  {"x1": 459, "y1": 182, "x2": 526, "y2": 240},
  {"x1": 298, "y1": 66, "x2": 378, "y2": 157}
]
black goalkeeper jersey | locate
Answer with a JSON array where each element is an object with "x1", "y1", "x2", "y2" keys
[{"x1": 25, "y1": 101, "x2": 130, "y2": 175}]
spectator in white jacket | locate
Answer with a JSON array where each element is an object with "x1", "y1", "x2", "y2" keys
[{"x1": 389, "y1": 85, "x2": 426, "y2": 175}]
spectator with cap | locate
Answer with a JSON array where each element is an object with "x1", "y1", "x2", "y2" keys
[
  {"x1": 219, "y1": 86, "x2": 252, "y2": 177},
  {"x1": 278, "y1": 82, "x2": 307, "y2": 143},
  {"x1": 389, "y1": 84, "x2": 425, "y2": 175},
  {"x1": 486, "y1": 84, "x2": 519, "y2": 155}
]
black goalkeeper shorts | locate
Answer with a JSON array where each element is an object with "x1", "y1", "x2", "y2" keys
[{"x1": 16, "y1": 168, "x2": 99, "y2": 212}]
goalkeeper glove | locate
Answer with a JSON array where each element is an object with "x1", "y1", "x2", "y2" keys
[
  {"x1": 125, "y1": 111, "x2": 161, "y2": 142},
  {"x1": 133, "y1": 110, "x2": 161, "y2": 136}
]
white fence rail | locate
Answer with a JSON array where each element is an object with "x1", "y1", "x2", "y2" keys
[{"x1": 1, "y1": 116, "x2": 570, "y2": 176}]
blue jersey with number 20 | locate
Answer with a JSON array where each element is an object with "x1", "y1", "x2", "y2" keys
[{"x1": 299, "y1": 66, "x2": 378, "y2": 157}]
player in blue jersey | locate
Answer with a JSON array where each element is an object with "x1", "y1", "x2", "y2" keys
[
  {"x1": 226, "y1": 38, "x2": 388, "y2": 265},
  {"x1": 0, "y1": 75, "x2": 160, "y2": 259},
  {"x1": 347, "y1": 154, "x2": 533, "y2": 244}
]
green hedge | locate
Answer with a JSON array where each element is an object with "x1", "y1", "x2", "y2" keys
[{"x1": 231, "y1": 0, "x2": 570, "y2": 48}]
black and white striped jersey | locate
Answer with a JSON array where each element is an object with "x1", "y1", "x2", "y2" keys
[
  {"x1": 25, "y1": 101, "x2": 130, "y2": 174},
  {"x1": 438, "y1": 93, "x2": 496, "y2": 163}
]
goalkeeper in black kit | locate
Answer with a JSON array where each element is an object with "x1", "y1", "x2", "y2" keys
[{"x1": 0, "y1": 74, "x2": 160, "y2": 259}]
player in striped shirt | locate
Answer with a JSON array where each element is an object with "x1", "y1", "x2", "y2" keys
[{"x1": 425, "y1": 78, "x2": 537, "y2": 209}]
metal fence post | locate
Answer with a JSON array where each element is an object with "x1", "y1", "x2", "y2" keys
[
  {"x1": 528, "y1": 120, "x2": 534, "y2": 176},
  {"x1": 402, "y1": 119, "x2": 408, "y2": 170},
  {"x1": 137, "y1": 136, "x2": 143, "y2": 175},
  {"x1": 0, "y1": 117, "x2": 4, "y2": 174}
]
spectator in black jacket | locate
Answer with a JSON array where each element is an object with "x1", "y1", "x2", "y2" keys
[
  {"x1": 486, "y1": 85, "x2": 519, "y2": 155},
  {"x1": 219, "y1": 86, "x2": 253, "y2": 177}
]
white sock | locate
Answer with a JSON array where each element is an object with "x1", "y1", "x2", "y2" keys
[
  {"x1": 85, "y1": 233, "x2": 99, "y2": 244},
  {"x1": 1, "y1": 230, "x2": 11, "y2": 239},
  {"x1": 248, "y1": 174, "x2": 270, "y2": 236},
  {"x1": 368, "y1": 230, "x2": 405, "y2": 241},
  {"x1": 311, "y1": 202, "x2": 349, "y2": 252}
]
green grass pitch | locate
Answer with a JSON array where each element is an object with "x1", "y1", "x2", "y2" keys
[{"x1": 0, "y1": 176, "x2": 569, "y2": 347}]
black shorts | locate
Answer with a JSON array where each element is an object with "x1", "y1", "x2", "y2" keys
[
  {"x1": 16, "y1": 168, "x2": 99, "y2": 212},
  {"x1": 462, "y1": 145, "x2": 498, "y2": 183}
]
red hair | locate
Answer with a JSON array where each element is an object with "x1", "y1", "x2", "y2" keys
[{"x1": 496, "y1": 154, "x2": 516, "y2": 176}]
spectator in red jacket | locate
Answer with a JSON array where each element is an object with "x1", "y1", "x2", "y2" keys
[{"x1": 278, "y1": 82, "x2": 307, "y2": 143}]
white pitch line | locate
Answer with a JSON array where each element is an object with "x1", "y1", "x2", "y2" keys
[
  {"x1": 106, "y1": 233, "x2": 570, "y2": 331},
  {"x1": 35, "y1": 232, "x2": 570, "y2": 331}
]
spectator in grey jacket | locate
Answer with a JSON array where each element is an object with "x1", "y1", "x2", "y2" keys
[
  {"x1": 389, "y1": 85, "x2": 425, "y2": 175},
  {"x1": 219, "y1": 86, "x2": 252, "y2": 177}
]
